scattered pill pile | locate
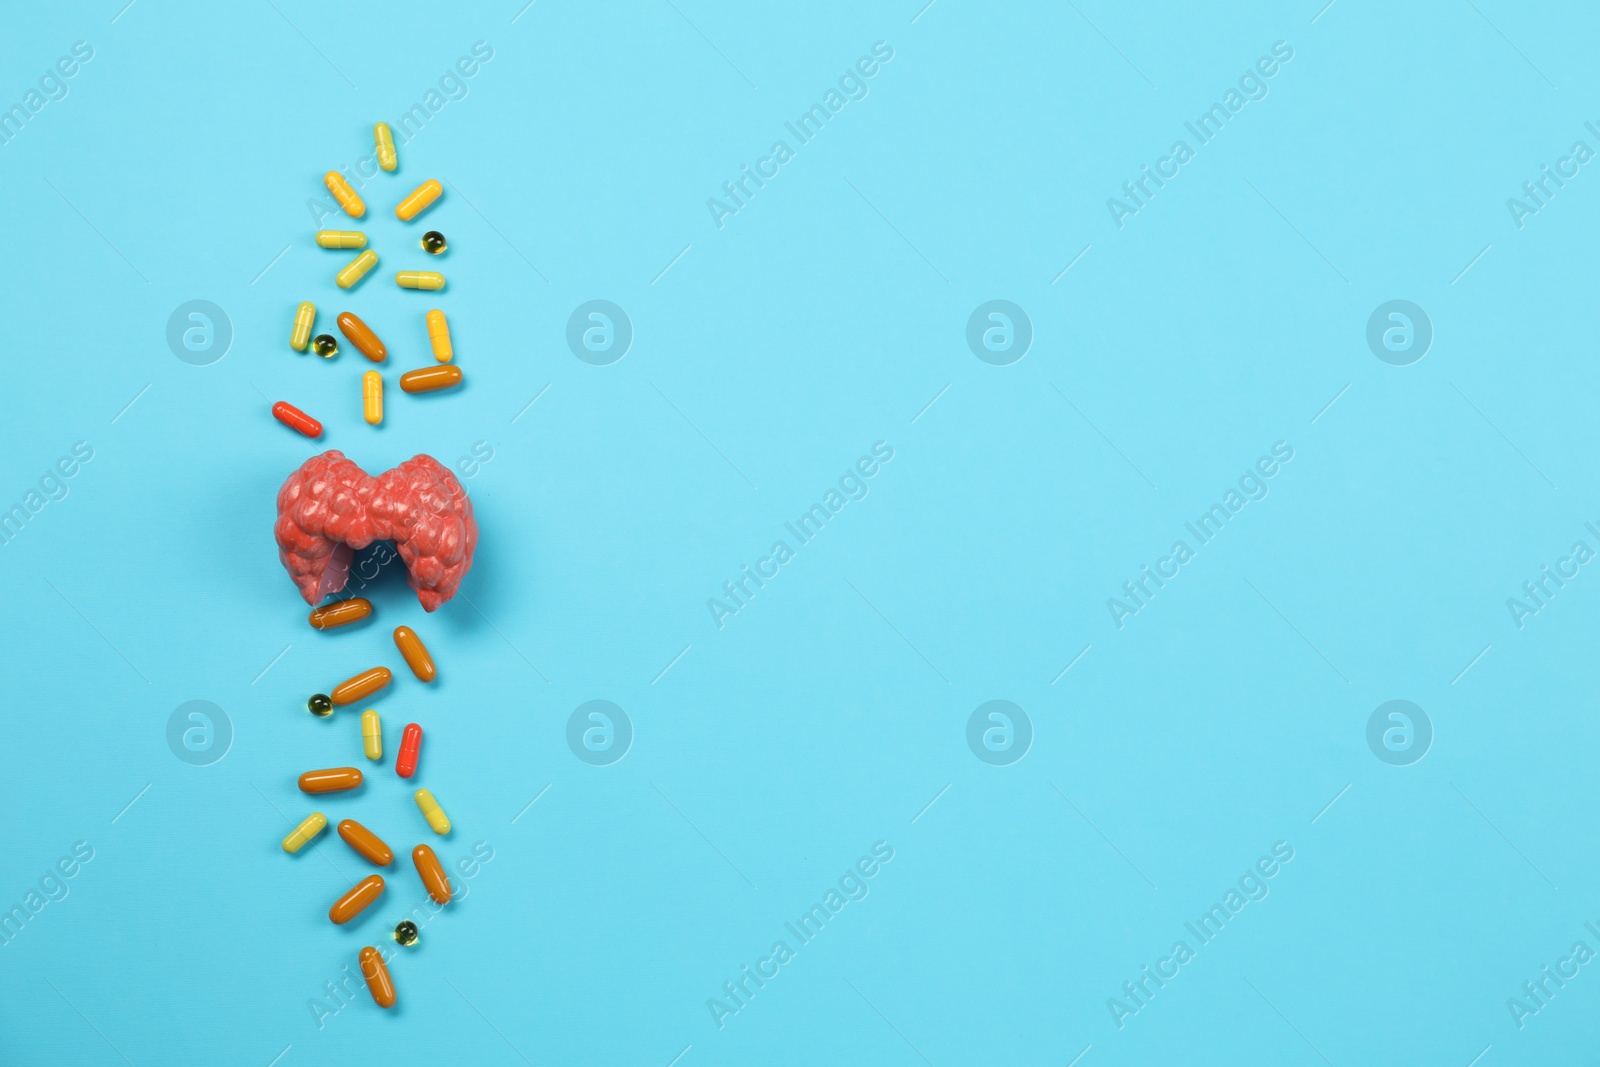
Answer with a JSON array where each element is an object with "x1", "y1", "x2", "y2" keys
[
  {"x1": 283, "y1": 616, "x2": 455, "y2": 1010},
  {"x1": 274, "y1": 122, "x2": 463, "y2": 440},
  {"x1": 274, "y1": 125, "x2": 473, "y2": 1012}
]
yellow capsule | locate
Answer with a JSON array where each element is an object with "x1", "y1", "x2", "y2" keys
[
  {"x1": 363, "y1": 371, "x2": 383, "y2": 425},
  {"x1": 396, "y1": 271, "x2": 445, "y2": 291},
  {"x1": 414, "y1": 789, "x2": 451, "y2": 835},
  {"x1": 426, "y1": 309, "x2": 452, "y2": 363},
  {"x1": 362, "y1": 709, "x2": 382, "y2": 761},
  {"x1": 315, "y1": 230, "x2": 367, "y2": 249},
  {"x1": 290, "y1": 302, "x2": 315, "y2": 352},
  {"x1": 395, "y1": 179, "x2": 442, "y2": 221},
  {"x1": 374, "y1": 123, "x2": 397, "y2": 172},
  {"x1": 282, "y1": 812, "x2": 327, "y2": 854},
  {"x1": 337, "y1": 249, "x2": 379, "y2": 290},
  {"x1": 324, "y1": 171, "x2": 365, "y2": 218}
]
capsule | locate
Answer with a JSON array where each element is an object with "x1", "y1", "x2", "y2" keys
[
  {"x1": 331, "y1": 666, "x2": 391, "y2": 706},
  {"x1": 309, "y1": 598, "x2": 371, "y2": 630},
  {"x1": 395, "y1": 179, "x2": 442, "y2": 221},
  {"x1": 312, "y1": 333, "x2": 339, "y2": 358},
  {"x1": 337, "y1": 312, "x2": 387, "y2": 363},
  {"x1": 281, "y1": 813, "x2": 327, "y2": 853},
  {"x1": 329, "y1": 874, "x2": 384, "y2": 924},
  {"x1": 392, "y1": 920, "x2": 419, "y2": 947},
  {"x1": 392, "y1": 626, "x2": 436, "y2": 682},
  {"x1": 396, "y1": 723, "x2": 422, "y2": 779},
  {"x1": 422, "y1": 230, "x2": 447, "y2": 255},
  {"x1": 399, "y1": 365, "x2": 462, "y2": 393},
  {"x1": 272, "y1": 401, "x2": 322, "y2": 439},
  {"x1": 307, "y1": 693, "x2": 333, "y2": 717},
  {"x1": 290, "y1": 302, "x2": 315, "y2": 352},
  {"x1": 337, "y1": 819, "x2": 394, "y2": 866},
  {"x1": 414, "y1": 788, "x2": 451, "y2": 834},
  {"x1": 324, "y1": 171, "x2": 365, "y2": 218},
  {"x1": 362, "y1": 709, "x2": 382, "y2": 761},
  {"x1": 359, "y1": 946, "x2": 396, "y2": 1008},
  {"x1": 299, "y1": 767, "x2": 364, "y2": 793},
  {"x1": 315, "y1": 230, "x2": 367, "y2": 249},
  {"x1": 395, "y1": 271, "x2": 445, "y2": 291},
  {"x1": 425, "y1": 309, "x2": 452, "y2": 362},
  {"x1": 374, "y1": 123, "x2": 398, "y2": 172},
  {"x1": 336, "y1": 249, "x2": 379, "y2": 290},
  {"x1": 363, "y1": 371, "x2": 383, "y2": 426},
  {"x1": 412, "y1": 844, "x2": 451, "y2": 904}
]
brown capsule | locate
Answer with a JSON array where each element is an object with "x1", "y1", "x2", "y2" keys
[
  {"x1": 331, "y1": 666, "x2": 392, "y2": 706},
  {"x1": 337, "y1": 312, "x2": 387, "y2": 363},
  {"x1": 399, "y1": 365, "x2": 462, "y2": 393},
  {"x1": 329, "y1": 874, "x2": 385, "y2": 924},
  {"x1": 392, "y1": 626, "x2": 436, "y2": 682},
  {"x1": 337, "y1": 819, "x2": 394, "y2": 866},
  {"x1": 299, "y1": 767, "x2": 364, "y2": 794},
  {"x1": 412, "y1": 844, "x2": 452, "y2": 904},
  {"x1": 360, "y1": 946, "x2": 396, "y2": 1008},
  {"x1": 308, "y1": 598, "x2": 372, "y2": 630}
]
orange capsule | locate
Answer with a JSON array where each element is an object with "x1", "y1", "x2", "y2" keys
[
  {"x1": 325, "y1": 171, "x2": 366, "y2": 218},
  {"x1": 395, "y1": 179, "x2": 442, "y2": 221},
  {"x1": 337, "y1": 819, "x2": 394, "y2": 866},
  {"x1": 331, "y1": 666, "x2": 392, "y2": 706},
  {"x1": 392, "y1": 626, "x2": 436, "y2": 682},
  {"x1": 336, "y1": 312, "x2": 387, "y2": 363},
  {"x1": 329, "y1": 874, "x2": 385, "y2": 924},
  {"x1": 412, "y1": 844, "x2": 452, "y2": 904},
  {"x1": 359, "y1": 946, "x2": 396, "y2": 1008},
  {"x1": 399, "y1": 365, "x2": 463, "y2": 393},
  {"x1": 299, "y1": 767, "x2": 364, "y2": 794},
  {"x1": 308, "y1": 598, "x2": 372, "y2": 630}
]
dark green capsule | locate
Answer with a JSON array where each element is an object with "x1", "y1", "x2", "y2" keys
[
  {"x1": 393, "y1": 920, "x2": 419, "y2": 946},
  {"x1": 421, "y1": 231, "x2": 447, "y2": 255},
  {"x1": 312, "y1": 334, "x2": 338, "y2": 358},
  {"x1": 307, "y1": 693, "x2": 333, "y2": 717}
]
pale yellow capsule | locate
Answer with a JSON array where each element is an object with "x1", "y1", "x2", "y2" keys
[
  {"x1": 362, "y1": 371, "x2": 383, "y2": 425},
  {"x1": 291, "y1": 302, "x2": 315, "y2": 352},
  {"x1": 316, "y1": 230, "x2": 367, "y2": 249},
  {"x1": 324, "y1": 171, "x2": 365, "y2": 218},
  {"x1": 374, "y1": 123, "x2": 397, "y2": 172},
  {"x1": 396, "y1": 271, "x2": 445, "y2": 291},
  {"x1": 395, "y1": 179, "x2": 442, "y2": 221},
  {"x1": 361, "y1": 709, "x2": 382, "y2": 761},
  {"x1": 426, "y1": 309, "x2": 452, "y2": 363},
  {"x1": 337, "y1": 250, "x2": 379, "y2": 290},
  {"x1": 282, "y1": 812, "x2": 327, "y2": 854},
  {"x1": 414, "y1": 789, "x2": 451, "y2": 834}
]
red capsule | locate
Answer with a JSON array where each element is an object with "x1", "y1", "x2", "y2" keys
[
  {"x1": 272, "y1": 401, "x2": 323, "y2": 438},
  {"x1": 396, "y1": 723, "x2": 422, "y2": 778}
]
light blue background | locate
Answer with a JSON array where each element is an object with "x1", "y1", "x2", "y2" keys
[{"x1": 1, "y1": 0, "x2": 1596, "y2": 1064}]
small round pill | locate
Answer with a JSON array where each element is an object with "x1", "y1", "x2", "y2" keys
[
  {"x1": 312, "y1": 334, "x2": 338, "y2": 358},
  {"x1": 308, "y1": 693, "x2": 333, "y2": 717},
  {"x1": 422, "y1": 231, "x2": 447, "y2": 255},
  {"x1": 392, "y1": 920, "x2": 419, "y2": 947}
]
